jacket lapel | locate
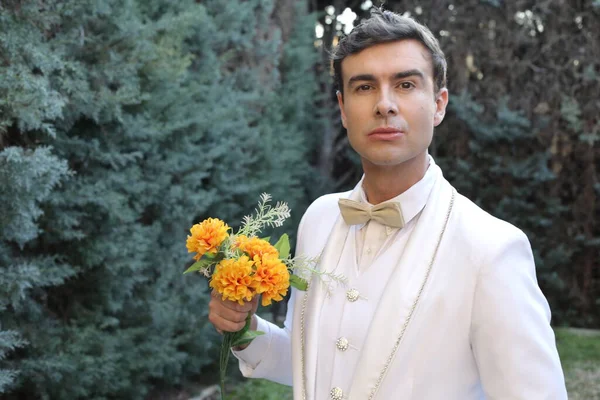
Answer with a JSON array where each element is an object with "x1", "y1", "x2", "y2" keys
[
  {"x1": 347, "y1": 166, "x2": 454, "y2": 399},
  {"x1": 293, "y1": 182, "x2": 363, "y2": 399}
]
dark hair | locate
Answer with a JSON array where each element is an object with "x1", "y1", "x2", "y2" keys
[{"x1": 332, "y1": 8, "x2": 447, "y2": 94}]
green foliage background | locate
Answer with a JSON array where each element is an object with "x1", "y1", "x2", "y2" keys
[{"x1": 0, "y1": 0, "x2": 321, "y2": 397}]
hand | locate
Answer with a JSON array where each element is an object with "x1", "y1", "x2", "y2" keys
[{"x1": 208, "y1": 290, "x2": 259, "y2": 335}]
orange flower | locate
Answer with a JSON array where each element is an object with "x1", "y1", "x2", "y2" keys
[
  {"x1": 186, "y1": 218, "x2": 230, "y2": 260},
  {"x1": 235, "y1": 235, "x2": 279, "y2": 259},
  {"x1": 251, "y1": 254, "x2": 290, "y2": 306},
  {"x1": 209, "y1": 256, "x2": 255, "y2": 305}
]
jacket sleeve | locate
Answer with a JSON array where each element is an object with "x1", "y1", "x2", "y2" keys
[
  {"x1": 470, "y1": 229, "x2": 568, "y2": 399},
  {"x1": 232, "y1": 288, "x2": 297, "y2": 385}
]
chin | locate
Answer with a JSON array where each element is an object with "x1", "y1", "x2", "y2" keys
[
  {"x1": 364, "y1": 158, "x2": 407, "y2": 167},
  {"x1": 364, "y1": 152, "x2": 423, "y2": 167}
]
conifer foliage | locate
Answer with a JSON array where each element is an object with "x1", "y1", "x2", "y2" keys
[{"x1": 0, "y1": 0, "x2": 320, "y2": 398}]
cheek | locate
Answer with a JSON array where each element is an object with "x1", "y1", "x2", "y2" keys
[
  {"x1": 345, "y1": 104, "x2": 367, "y2": 126},
  {"x1": 421, "y1": 100, "x2": 437, "y2": 119},
  {"x1": 411, "y1": 103, "x2": 435, "y2": 124},
  {"x1": 409, "y1": 92, "x2": 435, "y2": 115}
]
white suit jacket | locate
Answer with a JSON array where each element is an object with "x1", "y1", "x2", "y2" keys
[{"x1": 236, "y1": 164, "x2": 567, "y2": 399}]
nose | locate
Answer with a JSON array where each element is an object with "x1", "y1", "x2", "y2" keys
[{"x1": 374, "y1": 90, "x2": 398, "y2": 117}]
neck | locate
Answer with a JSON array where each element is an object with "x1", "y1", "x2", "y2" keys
[{"x1": 362, "y1": 153, "x2": 428, "y2": 205}]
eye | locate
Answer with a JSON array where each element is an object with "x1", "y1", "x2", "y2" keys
[
  {"x1": 398, "y1": 82, "x2": 415, "y2": 90},
  {"x1": 356, "y1": 84, "x2": 373, "y2": 92}
]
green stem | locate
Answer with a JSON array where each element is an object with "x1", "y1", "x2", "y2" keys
[
  {"x1": 220, "y1": 333, "x2": 232, "y2": 400},
  {"x1": 219, "y1": 314, "x2": 252, "y2": 400}
]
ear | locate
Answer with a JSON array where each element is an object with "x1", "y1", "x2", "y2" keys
[
  {"x1": 433, "y1": 88, "x2": 449, "y2": 127},
  {"x1": 336, "y1": 90, "x2": 348, "y2": 129}
]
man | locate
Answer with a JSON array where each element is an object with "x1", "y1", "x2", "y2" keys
[{"x1": 208, "y1": 8, "x2": 567, "y2": 399}]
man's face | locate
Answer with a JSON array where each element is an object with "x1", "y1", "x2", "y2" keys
[{"x1": 337, "y1": 39, "x2": 448, "y2": 169}]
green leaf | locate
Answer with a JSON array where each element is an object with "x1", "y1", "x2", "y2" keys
[
  {"x1": 183, "y1": 258, "x2": 214, "y2": 274},
  {"x1": 231, "y1": 330, "x2": 265, "y2": 347},
  {"x1": 205, "y1": 252, "x2": 226, "y2": 262},
  {"x1": 261, "y1": 236, "x2": 270, "y2": 243},
  {"x1": 289, "y1": 274, "x2": 308, "y2": 291},
  {"x1": 273, "y1": 234, "x2": 290, "y2": 259}
]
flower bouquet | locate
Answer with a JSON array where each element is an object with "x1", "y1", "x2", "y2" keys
[{"x1": 184, "y1": 194, "x2": 310, "y2": 399}]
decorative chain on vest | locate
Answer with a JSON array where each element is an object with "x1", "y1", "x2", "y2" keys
[{"x1": 299, "y1": 189, "x2": 456, "y2": 400}]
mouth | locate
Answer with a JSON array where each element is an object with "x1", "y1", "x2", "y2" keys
[{"x1": 368, "y1": 127, "x2": 404, "y2": 140}]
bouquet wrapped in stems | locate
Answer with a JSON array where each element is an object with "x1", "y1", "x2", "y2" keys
[{"x1": 184, "y1": 194, "x2": 311, "y2": 399}]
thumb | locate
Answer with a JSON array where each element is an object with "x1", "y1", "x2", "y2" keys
[{"x1": 250, "y1": 295, "x2": 260, "y2": 314}]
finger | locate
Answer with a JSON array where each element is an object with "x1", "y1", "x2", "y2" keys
[
  {"x1": 250, "y1": 296, "x2": 259, "y2": 314},
  {"x1": 209, "y1": 296, "x2": 253, "y2": 324},
  {"x1": 224, "y1": 299, "x2": 253, "y2": 313},
  {"x1": 208, "y1": 312, "x2": 246, "y2": 333},
  {"x1": 211, "y1": 290, "x2": 254, "y2": 313},
  {"x1": 209, "y1": 301, "x2": 249, "y2": 324}
]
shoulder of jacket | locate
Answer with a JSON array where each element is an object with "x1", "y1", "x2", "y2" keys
[
  {"x1": 453, "y1": 192, "x2": 529, "y2": 248},
  {"x1": 304, "y1": 190, "x2": 351, "y2": 217},
  {"x1": 296, "y1": 190, "x2": 350, "y2": 234}
]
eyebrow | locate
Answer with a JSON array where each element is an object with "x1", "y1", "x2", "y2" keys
[{"x1": 347, "y1": 69, "x2": 426, "y2": 87}]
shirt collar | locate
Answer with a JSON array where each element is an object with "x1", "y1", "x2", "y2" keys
[{"x1": 357, "y1": 155, "x2": 437, "y2": 234}]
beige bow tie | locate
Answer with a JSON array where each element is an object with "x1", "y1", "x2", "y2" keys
[{"x1": 338, "y1": 198, "x2": 405, "y2": 229}]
